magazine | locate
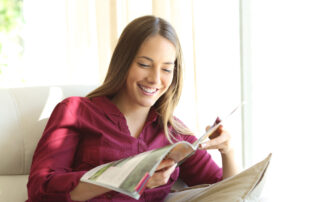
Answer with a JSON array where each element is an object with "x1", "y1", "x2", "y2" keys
[{"x1": 80, "y1": 104, "x2": 242, "y2": 200}]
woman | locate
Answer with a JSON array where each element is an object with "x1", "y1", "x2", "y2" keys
[{"x1": 27, "y1": 15, "x2": 238, "y2": 202}]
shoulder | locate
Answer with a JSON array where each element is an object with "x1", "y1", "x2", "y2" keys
[
  {"x1": 60, "y1": 96, "x2": 90, "y2": 105},
  {"x1": 47, "y1": 96, "x2": 108, "y2": 126},
  {"x1": 57, "y1": 96, "x2": 92, "y2": 112},
  {"x1": 51, "y1": 96, "x2": 104, "y2": 119},
  {"x1": 57, "y1": 95, "x2": 122, "y2": 120}
]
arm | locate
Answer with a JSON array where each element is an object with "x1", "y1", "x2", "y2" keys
[
  {"x1": 69, "y1": 182, "x2": 110, "y2": 201},
  {"x1": 179, "y1": 135, "x2": 223, "y2": 186},
  {"x1": 200, "y1": 125, "x2": 239, "y2": 179},
  {"x1": 145, "y1": 159, "x2": 177, "y2": 189},
  {"x1": 28, "y1": 101, "x2": 83, "y2": 201},
  {"x1": 27, "y1": 99, "x2": 111, "y2": 201},
  {"x1": 221, "y1": 148, "x2": 238, "y2": 179}
]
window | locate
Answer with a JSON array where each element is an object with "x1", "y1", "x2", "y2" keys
[{"x1": 244, "y1": 0, "x2": 320, "y2": 200}]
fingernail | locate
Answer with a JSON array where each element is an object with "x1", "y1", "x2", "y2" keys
[{"x1": 215, "y1": 117, "x2": 221, "y2": 124}]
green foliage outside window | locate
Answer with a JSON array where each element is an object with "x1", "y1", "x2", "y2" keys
[{"x1": 0, "y1": 0, "x2": 24, "y2": 77}]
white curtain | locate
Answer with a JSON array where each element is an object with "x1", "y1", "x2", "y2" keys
[{"x1": 20, "y1": 0, "x2": 100, "y2": 85}]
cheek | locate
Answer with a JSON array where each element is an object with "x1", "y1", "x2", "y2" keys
[
  {"x1": 164, "y1": 74, "x2": 174, "y2": 88},
  {"x1": 126, "y1": 69, "x2": 141, "y2": 86},
  {"x1": 162, "y1": 76, "x2": 175, "y2": 98}
]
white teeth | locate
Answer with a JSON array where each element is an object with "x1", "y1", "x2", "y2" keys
[{"x1": 140, "y1": 85, "x2": 157, "y2": 94}]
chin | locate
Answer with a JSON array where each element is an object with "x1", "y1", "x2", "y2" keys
[
  {"x1": 138, "y1": 99, "x2": 157, "y2": 108},
  {"x1": 140, "y1": 102, "x2": 155, "y2": 108}
]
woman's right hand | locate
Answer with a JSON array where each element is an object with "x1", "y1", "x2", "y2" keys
[{"x1": 146, "y1": 158, "x2": 177, "y2": 189}]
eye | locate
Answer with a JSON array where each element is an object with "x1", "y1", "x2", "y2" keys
[
  {"x1": 162, "y1": 68, "x2": 173, "y2": 73},
  {"x1": 137, "y1": 62, "x2": 151, "y2": 68}
]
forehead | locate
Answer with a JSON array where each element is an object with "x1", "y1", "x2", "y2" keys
[{"x1": 136, "y1": 35, "x2": 176, "y2": 61}]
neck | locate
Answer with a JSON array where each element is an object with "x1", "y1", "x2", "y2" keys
[
  {"x1": 122, "y1": 105, "x2": 150, "y2": 122},
  {"x1": 111, "y1": 94, "x2": 150, "y2": 138},
  {"x1": 111, "y1": 95, "x2": 150, "y2": 119}
]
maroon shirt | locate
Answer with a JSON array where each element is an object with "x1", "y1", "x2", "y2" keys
[{"x1": 27, "y1": 96, "x2": 222, "y2": 202}]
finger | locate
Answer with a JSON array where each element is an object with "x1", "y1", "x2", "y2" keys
[
  {"x1": 210, "y1": 131, "x2": 229, "y2": 145},
  {"x1": 214, "y1": 116, "x2": 221, "y2": 125},
  {"x1": 147, "y1": 173, "x2": 163, "y2": 188},
  {"x1": 147, "y1": 164, "x2": 176, "y2": 188},
  {"x1": 200, "y1": 141, "x2": 221, "y2": 150},
  {"x1": 205, "y1": 125, "x2": 211, "y2": 131},
  {"x1": 200, "y1": 139, "x2": 229, "y2": 150},
  {"x1": 209, "y1": 125, "x2": 223, "y2": 139},
  {"x1": 165, "y1": 163, "x2": 177, "y2": 174},
  {"x1": 201, "y1": 131, "x2": 229, "y2": 149},
  {"x1": 206, "y1": 117, "x2": 222, "y2": 132},
  {"x1": 159, "y1": 164, "x2": 177, "y2": 181},
  {"x1": 156, "y1": 159, "x2": 175, "y2": 171},
  {"x1": 147, "y1": 171, "x2": 168, "y2": 188},
  {"x1": 156, "y1": 162, "x2": 177, "y2": 173}
]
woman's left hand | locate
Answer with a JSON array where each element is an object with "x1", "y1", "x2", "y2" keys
[
  {"x1": 200, "y1": 119, "x2": 239, "y2": 178},
  {"x1": 199, "y1": 124, "x2": 233, "y2": 154}
]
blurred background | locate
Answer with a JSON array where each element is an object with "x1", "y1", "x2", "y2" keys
[{"x1": 1, "y1": 0, "x2": 319, "y2": 201}]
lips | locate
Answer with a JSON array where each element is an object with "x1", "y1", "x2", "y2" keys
[{"x1": 138, "y1": 84, "x2": 158, "y2": 95}]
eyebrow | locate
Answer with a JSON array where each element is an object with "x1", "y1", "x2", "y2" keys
[{"x1": 137, "y1": 56, "x2": 174, "y2": 65}]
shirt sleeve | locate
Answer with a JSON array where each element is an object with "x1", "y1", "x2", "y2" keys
[
  {"x1": 178, "y1": 135, "x2": 223, "y2": 186},
  {"x1": 27, "y1": 99, "x2": 86, "y2": 202}
]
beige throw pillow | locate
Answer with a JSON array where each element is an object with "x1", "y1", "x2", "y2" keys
[{"x1": 165, "y1": 153, "x2": 272, "y2": 202}]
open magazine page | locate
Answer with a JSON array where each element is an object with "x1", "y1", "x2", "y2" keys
[
  {"x1": 80, "y1": 142, "x2": 193, "y2": 199},
  {"x1": 166, "y1": 141, "x2": 195, "y2": 163}
]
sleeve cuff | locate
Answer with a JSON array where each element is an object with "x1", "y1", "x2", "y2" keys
[{"x1": 46, "y1": 171, "x2": 87, "y2": 194}]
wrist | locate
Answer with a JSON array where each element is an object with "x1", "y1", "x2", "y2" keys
[{"x1": 220, "y1": 147, "x2": 234, "y2": 156}]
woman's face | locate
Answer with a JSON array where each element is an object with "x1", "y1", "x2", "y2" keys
[{"x1": 122, "y1": 35, "x2": 176, "y2": 109}]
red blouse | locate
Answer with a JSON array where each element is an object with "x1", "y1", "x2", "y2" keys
[{"x1": 26, "y1": 96, "x2": 222, "y2": 202}]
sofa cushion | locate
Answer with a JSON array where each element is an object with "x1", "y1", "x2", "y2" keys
[{"x1": 0, "y1": 175, "x2": 29, "y2": 201}]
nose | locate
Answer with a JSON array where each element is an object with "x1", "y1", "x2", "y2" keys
[{"x1": 147, "y1": 67, "x2": 161, "y2": 85}]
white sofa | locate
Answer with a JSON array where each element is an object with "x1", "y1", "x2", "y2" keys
[{"x1": 0, "y1": 85, "x2": 96, "y2": 202}]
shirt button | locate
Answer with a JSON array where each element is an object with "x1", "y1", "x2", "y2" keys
[{"x1": 106, "y1": 193, "x2": 113, "y2": 199}]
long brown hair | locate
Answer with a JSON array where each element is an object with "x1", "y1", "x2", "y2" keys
[{"x1": 87, "y1": 15, "x2": 192, "y2": 143}]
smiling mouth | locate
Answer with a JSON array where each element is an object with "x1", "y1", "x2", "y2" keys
[{"x1": 138, "y1": 84, "x2": 158, "y2": 95}]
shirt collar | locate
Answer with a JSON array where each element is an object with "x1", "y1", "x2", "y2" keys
[
  {"x1": 91, "y1": 96, "x2": 159, "y2": 124},
  {"x1": 147, "y1": 107, "x2": 159, "y2": 124},
  {"x1": 91, "y1": 96, "x2": 123, "y2": 117}
]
